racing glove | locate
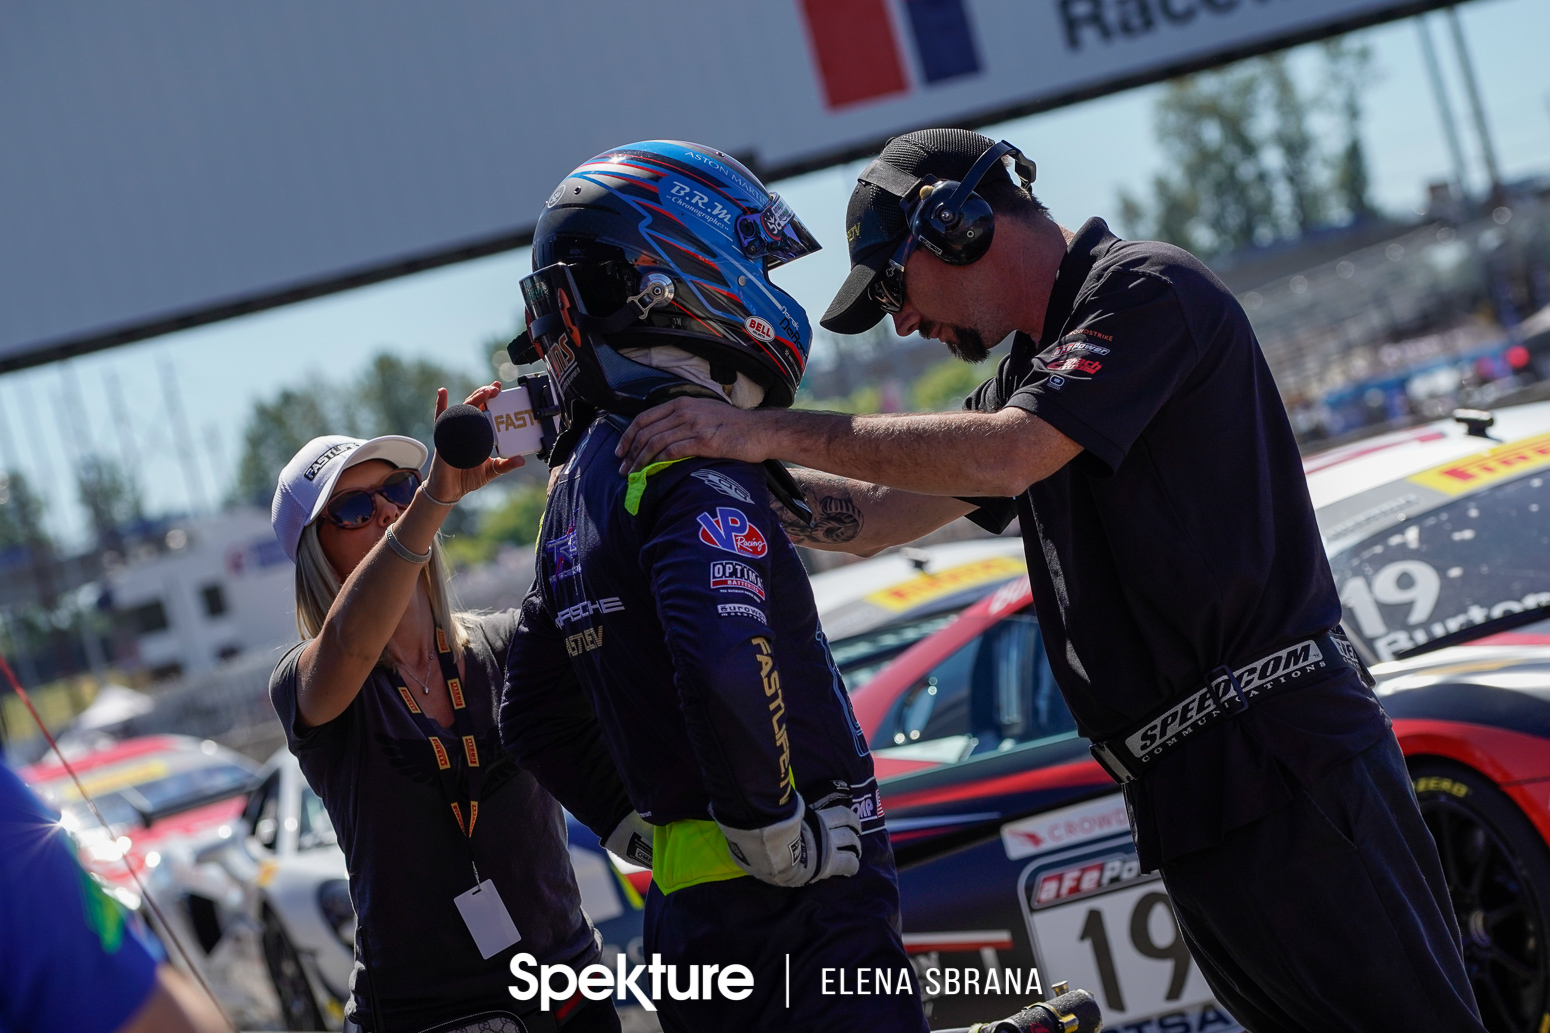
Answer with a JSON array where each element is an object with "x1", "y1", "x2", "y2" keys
[
  {"x1": 603, "y1": 811, "x2": 655, "y2": 869},
  {"x1": 718, "y1": 793, "x2": 862, "y2": 889}
]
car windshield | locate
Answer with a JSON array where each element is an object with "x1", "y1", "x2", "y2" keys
[
  {"x1": 1329, "y1": 469, "x2": 1550, "y2": 662},
  {"x1": 40, "y1": 757, "x2": 253, "y2": 832},
  {"x1": 829, "y1": 613, "x2": 960, "y2": 691}
]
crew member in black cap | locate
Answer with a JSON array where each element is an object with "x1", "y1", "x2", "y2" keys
[{"x1": 617, "y1": 128, "x2": 1487, "y2": 1032}]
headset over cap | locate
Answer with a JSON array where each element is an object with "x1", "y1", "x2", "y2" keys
[{"x1": 822, "y1": 128, "x2": 1035, "y2": 335}]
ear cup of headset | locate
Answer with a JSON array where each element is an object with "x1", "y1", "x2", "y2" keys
[{"x1": 923, "y1": 192, "x2": 996, "y2": 265}]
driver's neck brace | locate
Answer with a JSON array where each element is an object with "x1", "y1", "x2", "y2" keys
[{"x1": 617, "y1": 344, "x2": 766, "y2": 410}]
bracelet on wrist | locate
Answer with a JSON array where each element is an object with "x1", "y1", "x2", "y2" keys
[
  {"x1": 420, "y1": 484, "x2": 457, "y2": 507},
  {"x1": 383, "y1": 524, "x2": 432, "y2": 565}
]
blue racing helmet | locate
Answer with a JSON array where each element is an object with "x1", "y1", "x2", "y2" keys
[{"x1": 514, "y1": 141, "x2": 820, "y2": 412}]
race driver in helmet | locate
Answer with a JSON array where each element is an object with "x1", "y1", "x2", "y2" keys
[{"x1": 497, "y1": 142, "x2": 928, "y2": 1033}]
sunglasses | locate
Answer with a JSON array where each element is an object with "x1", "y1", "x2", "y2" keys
[
  {"x1": 321, "y1": 468, "x2": 421, "y2": 529},
  {"x1": 869, "y1": 239, "x2": 916, "y2": 315}
]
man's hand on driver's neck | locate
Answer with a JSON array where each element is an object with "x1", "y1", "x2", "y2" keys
[{"x1": 616, "y1": 396, "x2": 774, "y2": 474}]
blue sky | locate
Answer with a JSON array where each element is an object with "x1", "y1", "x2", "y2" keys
[{"x1": 6, "y1": 0, "x2": 1549, "y2": 547}]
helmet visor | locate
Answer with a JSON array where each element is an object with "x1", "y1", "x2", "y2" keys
[{"x1": 737, "y1": 192, "x2": 821, "y2": 269}]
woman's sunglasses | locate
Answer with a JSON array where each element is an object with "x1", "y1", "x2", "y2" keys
[{"x1": 321, "y1": 469, "x2": 421, "y2": 529}]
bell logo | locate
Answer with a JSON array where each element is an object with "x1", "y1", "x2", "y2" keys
[
  {"x1": 744, "y1": 316, "x2": 776, "y2": 343},
  {"x1": 798, "y1": 0, "x2": 981, "y2": 110}
]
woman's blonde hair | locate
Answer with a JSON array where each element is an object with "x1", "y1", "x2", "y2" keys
[{"x1": 294, "y1": 518, "x2": 470, "y2": 664}]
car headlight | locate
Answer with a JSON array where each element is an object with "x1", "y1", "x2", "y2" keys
[{"x1": 317, "y1": 879, "x2": 355, "y2": 949}]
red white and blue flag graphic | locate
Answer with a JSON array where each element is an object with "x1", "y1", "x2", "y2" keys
[{"x1": 798, "y1": 0, "x2": 982, "y2": 109}]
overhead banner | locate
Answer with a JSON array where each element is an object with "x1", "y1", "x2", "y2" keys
[{"x1": 0, "y1": 0, "x2": 1449, "y2": 370}]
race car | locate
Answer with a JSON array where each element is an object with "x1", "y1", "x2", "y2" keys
[
  {"x1": 19, "y1": 734, "x2": 271, "y2": 1025},
  {"x1": 809, "y1": 538, "x2": 1026, "y2": 691},
  {"x1": 203, "y1": 748, "x2": 655, "y2": 1031},
  {"x1": 847, "y1": 401, "x2": 1550, "y2": 1032}
]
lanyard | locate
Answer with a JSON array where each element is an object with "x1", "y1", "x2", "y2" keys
[{"x1": 387, "y1": 624, "x2": 486, "y2": 866}]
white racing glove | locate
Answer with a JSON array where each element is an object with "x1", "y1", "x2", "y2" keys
[
  {"x1": 718, "y1": 793, "x2": 862, "y2": 888},
  {"x1": 603, "y1": 811, "x2": 655, "y2": 869}
]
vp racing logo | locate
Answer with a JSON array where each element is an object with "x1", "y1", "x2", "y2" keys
[{"x1": 697, "y1": 507, "x2": 768, "y2": 558}]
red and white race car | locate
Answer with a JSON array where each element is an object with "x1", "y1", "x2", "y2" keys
[{"x1": 851, "y1": 401, "x2": 1550, "y2": 1032}]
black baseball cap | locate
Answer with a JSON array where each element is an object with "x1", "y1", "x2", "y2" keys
[{"x1": 821, "y1": 128, "x2": 1016, "y2": 335}]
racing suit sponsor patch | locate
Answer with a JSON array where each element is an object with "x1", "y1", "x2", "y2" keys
[
  {"x1": 545, "y1": 528, "x2": 581, "y2": 583},
  {"x1": 557, "y1": 596, "x2": 625, "y2": 625},
  {"x1": 691, "y1": 468, "x2": 754, "y2": 503},
  {"x1": 752, "y1": 636, "x2": 793, "y2": 804},
  {"x1": 710, "y1": 560, "x2": 766, "y2": 600},
  {"x1": 717, "y1": 603, "x2": 767, "y2": 623},
  {"x1": 697, "y1": 507, "x2": 768, "y2": 558},
  {"x1": 565, "y1": 626, "x2": 604, "y2": 656}
]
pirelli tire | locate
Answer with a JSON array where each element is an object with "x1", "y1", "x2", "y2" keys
[
  {"x1": 1410, "y1": 759, "x2": 1550, "y2": 1033},
  {"x1": 262, "y1": 905, "x2": 326, "y2": 1032}
]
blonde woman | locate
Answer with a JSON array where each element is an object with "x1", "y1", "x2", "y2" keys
[{"x1": 267, "y1": 384, "x2": 629, "y2": 1033}]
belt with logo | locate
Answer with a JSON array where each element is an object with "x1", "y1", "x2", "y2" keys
[{"x1": 1089, "y1": 628, "x2": 1372, "y2": 785}]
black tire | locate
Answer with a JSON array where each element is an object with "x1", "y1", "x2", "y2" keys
[
  {"x1": 1411, "y1": 760, "x2": 1550, "y2": 1033},
  {"x1": 262, "y1": 905, "x2": 326, "y2": 1032}
]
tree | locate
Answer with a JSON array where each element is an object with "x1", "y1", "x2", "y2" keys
[
  {"x1": 230, "y1": 351, "x2": 477, "y2": 511},
  {"x1": 1118, "y1": 39, "x2": 1379, "y2": 255},
  {"x1": 1322, "y1": 37, "x2": 1376, "y2": 221},
  {"x1": 76, "y1": 456, "x2": 143, "y2": 550},
  {"x1": 1265, "y1": 55, "x2": 1325, "y2": 235},
  {"x1": 442, "y1": 479, "x2": 548, "y2": 568},
  {"x1": 912, "y1": 358, "x2": 989, "y2": 412},
  {"x1": 0, "y1": 472, "x2": 50, "y2": 553},
  {"x1": 355, "y1": 353, "x2": 475, "y2": 447},
  {"x1": 231, "y1": 384, "x2": 342, "y2": 509}
]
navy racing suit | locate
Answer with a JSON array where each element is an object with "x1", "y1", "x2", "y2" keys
[{"x1": 500, "y1": 415, "x2": 927, "y2": 1033}]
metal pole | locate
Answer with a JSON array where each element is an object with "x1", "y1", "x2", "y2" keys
[
  {"x1": 158, "y1": 356, "x2": 208, "y2": 515},
  {"x1": 1416, "y1": 15, "x2": 1470, "y2": 202},
  {"x1": 103, "y1": 366, "x2": 142, "y2": 476},
  {"x1": 1446, "y1": 5, "x2": 1504, "y2": 201}
]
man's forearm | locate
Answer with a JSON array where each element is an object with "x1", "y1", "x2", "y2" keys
[
  {"x1": 766, "y1": 406, "x2": 1075, "y2": 498},
  {"x1": 769, "y1": 470, "x2": 973, "y2": 557}
]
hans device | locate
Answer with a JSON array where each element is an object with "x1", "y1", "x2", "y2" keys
[{"x1": 433, "y1": 374, "x2": 564, "y2": 468}]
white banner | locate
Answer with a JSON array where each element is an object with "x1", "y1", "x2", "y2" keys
[{"x1": 0, "y1": 0, "x2": 1449, "y2": 368}]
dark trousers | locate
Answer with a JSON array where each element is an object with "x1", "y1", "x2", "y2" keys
[
  {"x1": 345, "y1": 996, "x2": 619, "y2": 1033},
  {"x1": 643, "y1": 834, "x2": 930, "y2": 1033},
  {"x1": 1160, "y1": 734, "x2": 1486, "y2": 1033}
]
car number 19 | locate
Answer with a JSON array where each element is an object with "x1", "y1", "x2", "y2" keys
[{"x1": 1017, "y1": 830, "x2": 1240, "y2": 1032}]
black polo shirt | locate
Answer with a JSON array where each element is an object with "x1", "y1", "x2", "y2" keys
[{"x1": 964, "y1": 218, "x2": 1389, "y2": 870}]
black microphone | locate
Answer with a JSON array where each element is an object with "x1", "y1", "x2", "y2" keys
[{"x1": 433, "y1": 403, "x2": 494, "y2": 469}]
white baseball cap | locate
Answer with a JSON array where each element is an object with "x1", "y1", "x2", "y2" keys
[{"x1": 271, "y1": 434, "x2": 429, "y2": 562}]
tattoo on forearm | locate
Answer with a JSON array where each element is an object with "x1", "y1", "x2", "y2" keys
[{"x1": 771, "y1": 490, "x2": 863, "y2": 545}]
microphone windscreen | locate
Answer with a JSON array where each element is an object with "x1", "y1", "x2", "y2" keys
[{"x1": 434, "y1": 404, "x2": 494, "y2": 469}]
